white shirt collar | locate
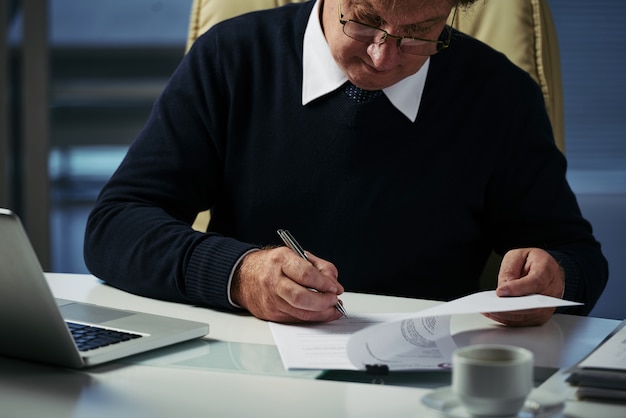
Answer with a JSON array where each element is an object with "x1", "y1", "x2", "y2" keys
[{"x1": 302, "y1": 0, "x2": 429, "y2": 122}]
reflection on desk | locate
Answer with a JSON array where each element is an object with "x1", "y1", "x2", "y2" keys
[{"x1": 124, "y1": 338, "x2": 321, "y2": 379}]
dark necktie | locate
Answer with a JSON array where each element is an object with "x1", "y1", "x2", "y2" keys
[{"x1": 344, "y1": 82, "x2": 383, "y2": 103}]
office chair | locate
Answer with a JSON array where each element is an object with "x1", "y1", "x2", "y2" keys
[{"x1": 186, "y1": 0, "x2": 565, "y2": 288}]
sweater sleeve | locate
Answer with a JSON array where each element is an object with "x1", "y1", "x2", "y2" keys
[
  {"x1": 84, "y1": 30, "x2": 258, "y2": 311},
  {"x1": 483, "y1": 74, "x2": 608, "y2": 315}
]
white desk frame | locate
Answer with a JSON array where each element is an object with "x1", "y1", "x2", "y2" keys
[{"x1": 0, "y1": 273, "x2": 624, "y2": 418}]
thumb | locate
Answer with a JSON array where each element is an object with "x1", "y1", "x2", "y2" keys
[{"x1": 497, "y1": 249, "x2": 531, "y2": 295}]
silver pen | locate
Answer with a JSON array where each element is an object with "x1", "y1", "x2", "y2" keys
[{"x1": 277, "y1": 229, "x2": 348, "y2": 317}]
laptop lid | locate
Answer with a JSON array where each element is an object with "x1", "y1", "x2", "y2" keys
[{"x1": 0, "y1": 208, "x2": 209, "y2": 368}]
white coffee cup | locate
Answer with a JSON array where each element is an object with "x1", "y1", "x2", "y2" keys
[{"x1": 452, "y1": 344, "x2": 534, "y2": 417}]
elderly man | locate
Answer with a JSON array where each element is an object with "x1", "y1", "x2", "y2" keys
[{"x1": 85, "y1": 0, "x2": 607, "y2": 326}]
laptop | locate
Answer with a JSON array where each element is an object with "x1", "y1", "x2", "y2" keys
[{"x1": 0, "y1": 208, "x2": 209, "y2": 368}]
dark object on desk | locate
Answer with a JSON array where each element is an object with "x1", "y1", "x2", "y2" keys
[
  {"x1": 0, "y1": 208, "x2": 209, "y2": 368},
  {"x1": 569, "y1": 369, "x2": 626, "y2": 392},
  {"x1": 568, "y1": 367, "x2": 626, "y2": 403},
  {"x1": 568, "y1": 320, "x2": 626, "y2": 402},
  {"x1": 320, "y1": 368, "x2": 452, "y2": 388}
]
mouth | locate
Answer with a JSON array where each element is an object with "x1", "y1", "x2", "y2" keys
[{"x1": 351, "y1": 62, "x2": 395, "y2": 90}]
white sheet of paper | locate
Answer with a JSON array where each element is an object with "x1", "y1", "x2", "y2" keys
[
  {"x1": 414, "y1": 290, "x2": 581, "y2": 317},
  {"x1": 269, "y1": 291, "x2": 582, "y2": 371},
  {"x1": 270, "y1": 313, "x2": 405, "y2": 370},
  {"x1": 347, "y1": 314, "x2": 456, "y2": 371},
  {"x1": 578, "y1": 321, "x2": 626, "y2": 370}
]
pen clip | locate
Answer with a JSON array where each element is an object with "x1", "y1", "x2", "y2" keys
[{"x1": 277, "y1": 229, "x2": 309, "y2": 261}]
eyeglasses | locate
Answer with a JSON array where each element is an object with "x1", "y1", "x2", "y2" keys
[{"x1": 337, "y1": 0, "x2": 456, "y2": 56}]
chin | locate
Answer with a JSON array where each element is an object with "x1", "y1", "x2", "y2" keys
[
  {"x1": 351, "y1": 78, "x2": 396, "y2": 91},
  {"x1": 350, "y1": 69, "x2": 404, "y2": 91},
  {"x1": 347, "y1": 72, "x2": 386, "y2": 90}
]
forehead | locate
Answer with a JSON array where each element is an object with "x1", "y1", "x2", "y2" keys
[{"x1": 347, "y1": 0, "x2": 452, "y2": 22}]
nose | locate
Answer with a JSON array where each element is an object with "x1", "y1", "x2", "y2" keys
[{"x1": 367, "y1": 36, "x2": 401, "y2": 71}]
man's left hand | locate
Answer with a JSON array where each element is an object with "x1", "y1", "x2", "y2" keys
[{"x1": 482, "y1": 248, "x2": 564, "y2": 327}]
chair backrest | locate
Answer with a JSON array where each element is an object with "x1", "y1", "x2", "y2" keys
[
  {"x1": 453, "y1": 0, "x2": 564, "y2": 152},
  {"x1": 186, "y1": 0, "x2": 564, "y2": 152},
  {"x1": 187, "y1": 0, "x2": 307, "y2": 51}
]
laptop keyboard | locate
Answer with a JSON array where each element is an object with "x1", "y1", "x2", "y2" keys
[{"x1": 67, "y1": 321, "x2": 143, "y2": 352}]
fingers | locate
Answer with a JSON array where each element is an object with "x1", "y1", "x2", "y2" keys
[
  {"x1": 231, "y1": 247, "x2": 344, "y2": 323},
  {"x1": 485, "y1": 248, "x2": 564, "y2": 326},
  {"x1": 274, "y1": 269, "x2": 340, "y2": 311},
  {"x1": 283, "y1": 251, "x2": 343, "y2": 295},
  {"x1": 496, "y1": 248, "x2": 564, "y2": 298},
  {"x1": 496, "y1": 248, "x2": 533, "y2": 296},
  {"x1": 482, "y1": 307, "x2": 555, "y2": 327}
]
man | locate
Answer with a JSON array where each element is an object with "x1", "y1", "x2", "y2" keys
[{"x1": 84, "y1": 0, "x2": 608, "y2": 326}]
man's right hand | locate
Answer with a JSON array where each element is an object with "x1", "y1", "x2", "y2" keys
[{"x1": 230, "y1": 247, "x2": 344, "y2": 323}]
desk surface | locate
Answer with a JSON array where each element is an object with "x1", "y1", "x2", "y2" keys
[{"x1": 1, "y1": 273, "x2": 624, "y2": 418}]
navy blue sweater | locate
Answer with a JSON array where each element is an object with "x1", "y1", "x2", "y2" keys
[{"x1": 84, "y1": 1, "x2": 607, "y2": 314}]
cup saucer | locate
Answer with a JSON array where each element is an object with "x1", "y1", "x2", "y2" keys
[{"x1": 421, "y1": 386, "x2": 565, "y2": 418}]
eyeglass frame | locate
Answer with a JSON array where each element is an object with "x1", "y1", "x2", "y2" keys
[{"x1": 337, "y1": 0, "x2": 457, "y2": 56}]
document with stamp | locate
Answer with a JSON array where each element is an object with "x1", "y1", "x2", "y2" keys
[{"x1": 270, "y1": 291, "x2": 581, "y2": 371}]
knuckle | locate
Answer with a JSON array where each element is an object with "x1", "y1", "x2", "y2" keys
[{"x1": 299, "y1": 264, "x2": 317, "y2": 281}]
